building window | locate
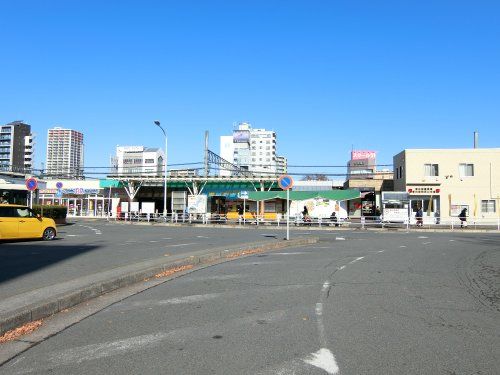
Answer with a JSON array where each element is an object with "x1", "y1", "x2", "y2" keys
[
  {"x1": 145, "y1": 159, "x2": 154, "y2": 164},
  {"x1": 424, "y1": 164, "x2": 439, "y2": 176},
  {"x1": 459, "y1": 163, "x2": 474, "y2": 177},
  {"x1": 481, "y1": 200, "x2": 496, "y2": 213}
]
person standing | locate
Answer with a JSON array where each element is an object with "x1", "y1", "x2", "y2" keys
[
  {"x1": 237, "y1": 204, "x2": 244, "y2": 223},
  {"x1": 415, "y1": 207, "x2": 423, "y2": 227}
]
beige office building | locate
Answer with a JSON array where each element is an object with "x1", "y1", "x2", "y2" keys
[{"x1": 393, "y1": 148, "x2": 500, "y2": 222}]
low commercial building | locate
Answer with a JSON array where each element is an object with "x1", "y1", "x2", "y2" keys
[{"x1": 393, "y1": 148, "x2": 500, "y2": 222}]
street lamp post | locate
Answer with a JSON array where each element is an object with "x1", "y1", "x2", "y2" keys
[{"x1": 154, "y1": 120, "x2": 168, "y2": 217}]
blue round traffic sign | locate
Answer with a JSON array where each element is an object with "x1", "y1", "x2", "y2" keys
[
  {"x1": 278, "y1": 175, "x2": 294, "y2": 190},
  {"x1": 25, "y1": 177, "x2": 38, "y2": 191},
  {"x1": 56, "y1": 182, "x2": 63, "y2": 189}
]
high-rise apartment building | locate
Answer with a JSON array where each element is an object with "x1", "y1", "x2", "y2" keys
[
  {"x1": 46, "y1": 127, "x2": 84, "y2": 178},
  {"x1": 0, "y1": 121, "x2": 34, "y2": 173},
  {"x1": 219, "y1": 122, "x2": 287, "y2": 176},
  {"x1": 111, "y1": 146, "x2": 164, "y2": 176}
]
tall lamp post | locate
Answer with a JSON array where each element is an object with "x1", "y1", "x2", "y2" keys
[{"x1": 154, "y1": 120, "x2": 168, "y2": 217}]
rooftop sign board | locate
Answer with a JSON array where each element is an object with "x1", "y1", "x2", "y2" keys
[
  {"x1": 351, "y1": 150, "x2": 376, "y2": 160},
  {"x1": 233, "y1": 130, "x2": 250, "y2": 143}
]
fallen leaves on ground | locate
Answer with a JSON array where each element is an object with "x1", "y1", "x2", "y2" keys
[
  {"x1": 0, "y1": 320, "x2": 43, "y2": 343},
  {"x1": 154, "y1": 265, "x2": 194, "y2": 278},
  {"x1": 226, "y1": 248, "x2": 265, "y2": 258}
]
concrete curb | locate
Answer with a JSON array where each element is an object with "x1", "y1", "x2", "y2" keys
[{"x1": 0, "y1": 236, "x2": 317, "y2": 337}]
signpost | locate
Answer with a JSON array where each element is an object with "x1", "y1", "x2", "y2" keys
[
  {"x1": 278, "y1": 175, "x2": 294, "y2": 240},
  {"x1": 25, "y1": 177, "x2": 38, "y2": 209}
]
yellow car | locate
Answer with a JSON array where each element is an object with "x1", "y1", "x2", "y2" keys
[{"x1": 0, "y1": 204, "x2": 57, "y2": 241}]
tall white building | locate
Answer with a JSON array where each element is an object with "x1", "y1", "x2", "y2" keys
[
  {"x1": 219, "y1": 122, "x2": 287, "y2": 176},
  {"x1": 0, "y1": 121, "x2": 34, "y2": 173},
  {"x1": 46, "y1": 127, "x2": 84, "y2": 179},
  {"x1": 111, "y1": 146, "x2": 165, "y2": 176}
]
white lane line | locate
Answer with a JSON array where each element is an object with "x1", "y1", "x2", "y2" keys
[
  {"x1": 196, "y1": 235, "x2": 210, "y2": 238},
  {"x1": 66, "y1": 234, "x2": 78, "y2": 237},
  {"x1": 335, "y1": 237, "x2": 345, "y2": 241},
  {"x1": 315, "y1": 303, "x2": 323, "y2": 316},
  {"x1": 303, "y1": 348, "x2": 339, "y2": 375},
  {"x1": 377, "y1": 250, "x2": 385, "y2": 253},
  {"x1": 449, "y1": 239, "x2": 455, "y2": 242},
  {"x1": 165, "y1": 243, "x2": 198, "y2": 247},
  {"x1": 422, "y1": 242, "x2": 432, "y2": 245},
  {"x1": 349, "y1": 256, "x2": 364, "y2": 264},
  {"x1": 149, "y1": 240, "x2": 159, "y2": 243},
  {"x1": 418, "y1": 236, "x2": 428, "y2": 239},
  {"x1": 310, "y1": 246, "x2": 331, "y2": 249},
  {"x1": 321, "y1": 282, "x2": 330, "y2": 292},
  {"x1": 399, "y1": 245, "x2": 407, "y2": 248},
  {"x1": 338, "y1": 265, "x2": 346, "y2": 271},
  {"x1": 162, "y1": 237, "x2": 172, "y2": 240}
]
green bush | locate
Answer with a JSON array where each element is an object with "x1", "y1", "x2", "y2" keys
[{"x1": 32, "y1": 205, "x2": 67, "y2": 220}]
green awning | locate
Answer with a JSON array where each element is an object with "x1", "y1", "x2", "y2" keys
[
  {"x1": 247, "y1": 189, "x2": 360, "y2": 201},
  {"x1": 99, "y1": 179, "x2": 123, "y2": 188}
]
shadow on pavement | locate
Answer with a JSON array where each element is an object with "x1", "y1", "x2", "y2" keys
[{"x1": 0, "y1": 242, "x2": 100, "y2": 284}]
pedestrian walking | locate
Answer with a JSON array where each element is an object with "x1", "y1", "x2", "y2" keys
[{"x1": 459, "y1": 208, "x2": 467, "y2": 228}]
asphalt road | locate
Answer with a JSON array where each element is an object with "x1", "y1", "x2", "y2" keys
[
  {"x1": 0, "y1": 219, "x2": 294, "y2": 300},
  {"x1": 1, "y1": 231, "x2": 498, "y2": 374}
]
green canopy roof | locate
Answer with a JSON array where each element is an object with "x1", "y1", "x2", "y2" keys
[{"x1": 247, "y1": 189, "x2": 360, "y2": 201}]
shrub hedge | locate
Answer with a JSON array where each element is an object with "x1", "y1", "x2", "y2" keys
[{"x1": 32, "y1": 205, "x2": 67, "y2": 220}]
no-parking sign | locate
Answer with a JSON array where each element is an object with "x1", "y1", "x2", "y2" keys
[
  {"x1": 278, "y1": 175, "x2": 294, "y2": 190},
  {"x1": 25, "y1": 177, "x2": 38, "y2": 191}
]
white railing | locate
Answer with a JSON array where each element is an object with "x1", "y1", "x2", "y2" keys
[{"x1": 106, "y1": 212, "x2": 500, "y2": 231}]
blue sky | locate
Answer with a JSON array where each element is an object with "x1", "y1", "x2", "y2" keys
[{"x1": 1, "y1": 1, "x2": 499, "y2": 176}]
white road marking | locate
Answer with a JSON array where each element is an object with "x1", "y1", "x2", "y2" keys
[
  {"x1": 349, "y1": 256, "x2": 364, "y2": 264},
  {"x1": 338, "y1": 265, "x2": 346, "y2": 270},
  {"x1": 310, "y1": 246, "x2": 331, "y2": 249},
  {"x1": 165, "y1": 243, "x2": 198, "y2": 247},
  {"x1": 315, "y1": 303, "x2": 323, "y2": 316},
  {"x1": 418, "y1": 236, "x2": 428, "y2": 239},
  {"x1": 66, "y1": 234, "x2": 78, "y2": 237},
  {"x1": 162, "y1": 237, "x2": 172, "y2": 240},
  {"x1": 322, "y1": 282, "x2": 330, "y2": 292},
  {"x1": 377, "y1": 250, "x2": 385, "y2": 253},
  {"x1": 399, "y1": 245, "x2": 407, "y2": 248},
  {"x1": 422, "y1": 242, "x2": 432, "y2": 245},
  {"x1": 449, "y1": 239, "x2": 455, "y2": 242},
  {"x1": 303, "y1": 348, "x2": 339, "y2": 374},
  {"x1": 149, "y1": 240, "x2": 159, "y2": 243},
  {"x1": 335, "y1": 237, "x2": 345, "y2": 241},
  {"x1": 196, "y1": 235, "x2": 210, "y2": 238}
]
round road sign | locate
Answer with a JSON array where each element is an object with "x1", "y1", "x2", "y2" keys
[
  {"x1": 25, "y1": 177, "x2": 38, "y2": 191},
  {"x1": 56, "y1": 182, "x2": 63, "y2": 189},
  {"x1": 278, "y1": 175, "x2": 294, "y2": 190}
]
